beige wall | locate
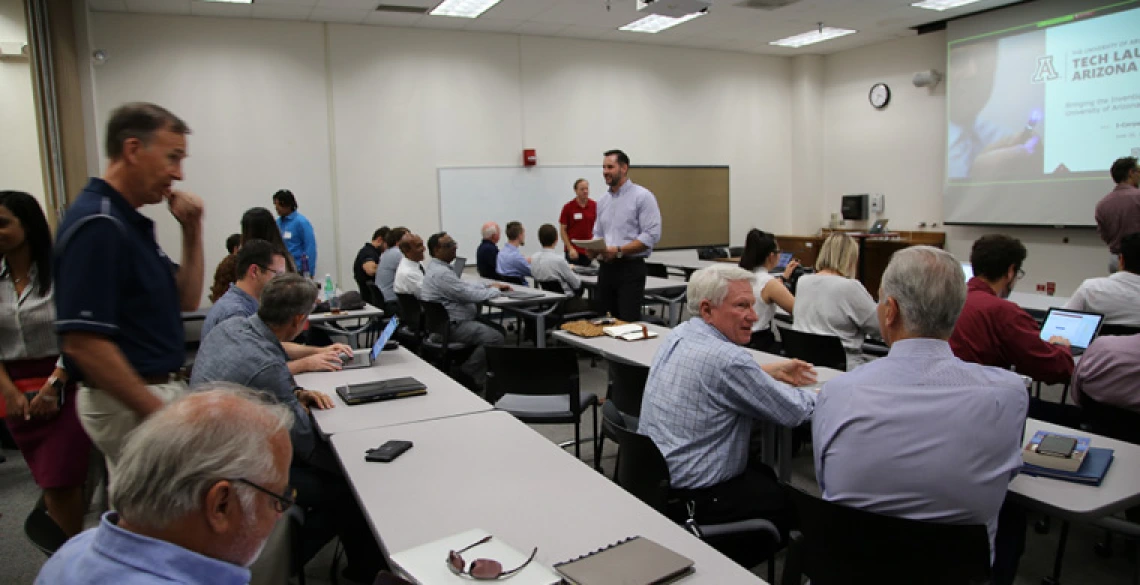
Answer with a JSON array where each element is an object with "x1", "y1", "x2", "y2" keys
[{"x1": 0, "y1": 0, "x2": 45, "y2": 207}]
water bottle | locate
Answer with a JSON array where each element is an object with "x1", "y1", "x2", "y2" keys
[{"x1": 324, "y1": 274, "x2": 340, "y2": 313}]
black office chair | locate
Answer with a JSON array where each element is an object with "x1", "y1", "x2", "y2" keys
[
  {"x1": 728, "y1": 246, "x2": 744, "y2": 257},
  {"x1": 1099, "y1": 323, "x2": 1140, "y2": 336},
  {"x1": 498, "y1": 275, "x2": 528, "y2": 287},
  {"x1": 781, "y1": 484, "x2": 991, "y2": 585},
  {"x1": 395, "y1": 293, "x2": 424, "y2": 352},
  {"x1": 778, "y1": 327, "x2": 847, "y2": 372},
  {"x1": 646, "y1": 262, "x2": 669, "y2": 278},
  {"x1": 419, "y1": 300, "x2": 475, "y2": 383},
  {"x1": 536, "y1": 279, "x2": 597, "y2": 324},
  {"x1": 609, "y1": 421, "x2": 782, "y2": 580},
  {"x1": 596, "y1": 361, "x2": 650, "y2": 474},
  {"x1": 485, "y1": 346, "x2": 599, "y2": 468},
  {"x1": 24, "y1": 501, "x2": 68, "y2": 557},
  {"x1": 697, "y1": 247, "x2": 728, "y2": 260},
  {"x1": 1077, "y1": 394, "x2": 1140, "y2": 578}
]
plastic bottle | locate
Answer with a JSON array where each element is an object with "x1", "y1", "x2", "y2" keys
[{"x1": 324, "y1": 274, "x2": 340, "y2": 313}]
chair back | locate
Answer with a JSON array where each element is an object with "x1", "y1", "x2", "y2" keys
[
  {"x1": 536, "y1": 279, "x2": 563, "y2": 294},
  {"x1": 24, "y1": 506, "x2": 68, "y2": 557},
  {"x1": 485, "y1": 346, "x2": 579, "y2": 399},
  {"x1": 697, "y1": 247, "x2": 728, "y2": 260},
  {"x1": 499, "y1": 275, "x2": 528, "y2": 286},
  {"x1": 646, "y1": 263, "x2": 669, "y2": 279},
  {"x1": 420, "y1": 300, "x2": 452, "y2": 343},
  {"x1": 1099, "y1": 323, "x2": 1140, "y2": 336},
  {"x1": 778, "y1": 327, "x2": 847, "y2": 371},
  {"x1": 610, "y1": 421, "x2": 671, "y2": 514},
  {"x1": 784, "y1": 484, "x2": 991, "y2": 585},
  {"x1": 396, "y1": 293, "x2": 423, "y2": 334},
  {"x1": 1080, "y1": 394, "x2": 1140, "y2": 444},
  {"x1": 608, "y1": 361, "x2": 650, "y2": 417},
  {"x1": 728, "y1": 246, "x2": 744, "y2": 257}
]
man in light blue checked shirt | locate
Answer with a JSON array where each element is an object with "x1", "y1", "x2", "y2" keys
[{"x1": 639, "y1": 265, "x2": 817, "y2": 563}]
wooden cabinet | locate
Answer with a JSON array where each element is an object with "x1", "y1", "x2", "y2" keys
[{"x1": 778, "y1": 230, "x2": 946, "y2": 300}]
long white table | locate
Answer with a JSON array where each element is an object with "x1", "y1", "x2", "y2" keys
[
  {"x1": 295, "y1": 346, "x2": 491, "y2": 437},
  {"x1": 330, "y1": 410, "x2": 766, "y2": 584},
  {"x1": 649, "y1": 249, "x2": 718, "y2": 275},
  {"x1": 462, "y1": 274, "x2": 569, "y2": 348},
  {"x1": 577, "y1": 274, "x2": 688, "y2": 324},
  {"x1": 1009, "y1": 419, "x2": 1140, "y2": 520},
  {"x1": 552, "y1": 323, "x2": 843, "y2": 480}
]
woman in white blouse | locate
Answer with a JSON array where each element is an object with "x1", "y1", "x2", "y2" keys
[
  {"x1": 737, "y1": 229, "x2": 798, "y2": 353},
  {"x1": 0, "y1": 191, "x2": 91, "y2": 536},
  {"x1": 793, "y1": 233, "x2": 880, "y2": 370}
]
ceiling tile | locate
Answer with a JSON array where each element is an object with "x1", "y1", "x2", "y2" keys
[
  {"x1": 123, "y1": 0, "x2": 190, "y2": 15},
  {"x1": 462, "y1": 17, "x2": 525, "y2": 32},
  {"x1": 553, "y1": 25, "x2": 610, "y2": 40},
  {"x1": 252, "y1": 0, "x2": 316, "y2": 4},
  {"x1": 251, "y1": 4, "x2": 314, "y2": 20},
  {"x1": 362, "y1": 11, "x2": 425, "y2": 26},
  {"x1": 308, "y1": 6, "x2": 370, "y2": 23},
  {"x1": 315, "y1": 0, "x2": 380, "y2": 9},
  {"x1": 480, "y1": 0, "x2": 558, "y2": 21},
  {"x1": 190, "y1": 1, "x2": 253, "y2": 17},
  {"x1": 513, "y1": 22, "x2": 567, "y2": 36},
  {"x1": 416, "y1": 15, "x2": 470, "y2": 29}
]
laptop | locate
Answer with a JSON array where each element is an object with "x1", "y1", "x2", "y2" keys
[
  {"x1": 336, "y1": 376, "x2": 427, "y2": 406},
  {"x1": 1038, "y1": 308, "x2": 1104, "y2": 356},
  {"x1": 774, "y1": 252, "x2": 794, "y2": 271},
  {"x1": 961, "y1": 262, "x2": 974, "y2": 281},
  {"x1": 868, "y1": 218, "x2": 889, "y2": 234},
  {"x1": 452, "y1": 256, "x2": 467, "y2": 277},
  {"x1": 341, "y1": 317, "x2": 400, "y2": 370}
]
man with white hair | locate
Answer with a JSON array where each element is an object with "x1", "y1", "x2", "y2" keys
[
  {"x1": 639, "y1": 265, "x2": 817, "y2": 564},
  {"x1": 37, "y1": 384, "x2": 293, "y2": 584},
  {"x1": 813, "y1": 246, "x2": 1028, "y2": 582},
  {"x1": 476, "y1": 221, "x2": 501, "y2": 279}
]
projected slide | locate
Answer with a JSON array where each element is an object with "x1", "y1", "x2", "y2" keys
[{"x1": 945, "y1": 2, "x2": 1140, "y2": 226}]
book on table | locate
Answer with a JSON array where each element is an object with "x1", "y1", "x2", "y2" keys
[
  {"x1": 1021, "y1": 447, "x2": 1115, "y2": 486},
  {"x1": 603, "y1": 323, "x2": 658, "y2": 341},
  {"x1": 554, "y1": 535, "x2": 694, "y2": 585}
]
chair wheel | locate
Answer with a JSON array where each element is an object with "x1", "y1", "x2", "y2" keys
[
  {"x1": 1034, "y1": 518, "x2": 1051, "y2": 534},
  {"x1": 1095, "y1": 541, "x2": 1113, "y2": 558}
]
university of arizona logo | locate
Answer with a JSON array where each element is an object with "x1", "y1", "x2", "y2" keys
[{"x1": 1032, "y1": 56, "x2": 1060, "y2": 83}]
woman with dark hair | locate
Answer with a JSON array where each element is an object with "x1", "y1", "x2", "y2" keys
[
  {"x1": 738, "y1": 229, "x2": 798, "y2": 352},
  {"x1": 0, "y1": 191, "x2": 91, "y2": 536},
  {"x1": 209, "y1": 207, "x2": 296, "y2": 302}
]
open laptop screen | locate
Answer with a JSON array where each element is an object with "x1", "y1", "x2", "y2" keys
[
  {"x1": 1038, "y1": 308, "x2": 1103, "y2": 349},
  {"x1": 452, "y1": 257, "x2": 467, "y2": 277},
  {"x1": 961, "y1": 262, "x2": 973, "y2": 281},
  {"x1": 774, "y1": 252, "x2": 793, "y2": 271},
  {"x1": 371, "y1": 317, "x2": 400, "y2": 361}
]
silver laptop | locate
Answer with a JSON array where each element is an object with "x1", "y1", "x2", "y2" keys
[
  {"x1": 341, "y1": 317, "x2": 399, "y2": 369},
  {"x1": 1038, "y1": 308, "x2": 1104, "y2": 357},
  {"x1": 452, "y1": 256, "x2": 467, "y2": 277}
]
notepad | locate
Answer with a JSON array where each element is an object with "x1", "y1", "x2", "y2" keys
[
  {"x1": 554, "y1": 536, "x2": 694, "y2": 585},
  {"x1": 571, "y1": 237, "x2": 607, "y2": 251},
  {"x1": 603, "y1": 324, "x2": 658, "y2": 341}
]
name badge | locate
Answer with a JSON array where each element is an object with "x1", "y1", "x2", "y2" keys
[
  {"x1": 573, "y1": 213, "x2": 583, "y2": 220},
  {"x1": 283, "y1": 231, "x2": 292, "y2": 240}
]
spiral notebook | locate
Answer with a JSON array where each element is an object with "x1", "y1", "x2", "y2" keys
[{"x1": 554, "y1": 536, "x2": 694, "y2": 585}]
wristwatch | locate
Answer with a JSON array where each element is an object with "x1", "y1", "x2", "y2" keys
[{"x1": 48, "y1": 376, "x2": 65, "y2": 393}]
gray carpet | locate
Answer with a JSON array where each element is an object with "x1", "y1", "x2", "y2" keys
[{"x1": 2, "y1": 358, "x2": 1134, "y2": 584}]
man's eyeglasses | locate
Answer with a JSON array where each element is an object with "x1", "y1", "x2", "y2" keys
[
  {"x1": 1016, "y1": 269, "x2": 1026, "y2": 280},
  {"x1": 447, "y1": 535, "x2": 537, "y2": 580},
  {"x1": 233, "y1": 478, "x2": 296, "y2": 513},
  {"x1": 259, "y1": 265, "x2": 283, "y2": 276}
]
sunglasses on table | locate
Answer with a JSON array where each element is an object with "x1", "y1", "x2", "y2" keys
[{"x1": 446, "y1": 535, "x2": 537, "y2": 580}]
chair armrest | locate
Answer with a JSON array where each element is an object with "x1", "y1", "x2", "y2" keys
[{"x1": 1094, "y1": 515, "x2": 1140, "y2": 537}]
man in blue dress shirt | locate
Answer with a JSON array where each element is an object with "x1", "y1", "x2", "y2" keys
[
  {"x1": 639, "y1": 265, "x2": 817, "y2": 565},
  {"x1": 37, "y1": 385, "x2": 293, "y2": 585},
  {"x1": 813, "y1": 246, "x2": 1028, "y2": 580},
  {"x1": 495, "y1": 220, "x2": 531, "y2": 284},
  {"x1": 590, "y1": 150, "x2": 662, "y2": 321},
  {"x1": 273, "y1": 189, "x2": 317, "y2": 276}
]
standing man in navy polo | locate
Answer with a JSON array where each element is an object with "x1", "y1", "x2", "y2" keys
[
  {"x1": 590, "y1": 150, "x2": 662, "y2": 322},
  {"x1": 54, "y1": 102, "x2": 205, "y2": 479}
]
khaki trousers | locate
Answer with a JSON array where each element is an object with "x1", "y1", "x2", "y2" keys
[{"x1": 77, "y1": 381, "x2": 187, "y2": 481}]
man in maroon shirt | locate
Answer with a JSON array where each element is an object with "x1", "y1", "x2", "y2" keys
[
  {"x1": 949, "y1": 235, "x2": 1074, "y2": 384},
  {"x1": 1095, "y1": 156, "x2": 1140, "y2": 272},
  {"x1": 559, "y1": 178, "x2": 596, "y2": 267}
]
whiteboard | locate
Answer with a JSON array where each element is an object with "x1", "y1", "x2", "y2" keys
[{"x1": 438, "y1": 165, "x2": 603, "y2": 260}]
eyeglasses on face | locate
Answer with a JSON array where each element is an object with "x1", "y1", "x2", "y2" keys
[
  {"x1": 232, "y1": 478, "x2": 296, "y2": 513},
  {"x1": 446, "y1": 535, "x2": 537, "y2": 580},
  {"x1": 1016, "y1": 269, "x2": 1026, "y2": 280},
  {"x1": 259, "y1": 265, "x2": 283, "y2": 276}
]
